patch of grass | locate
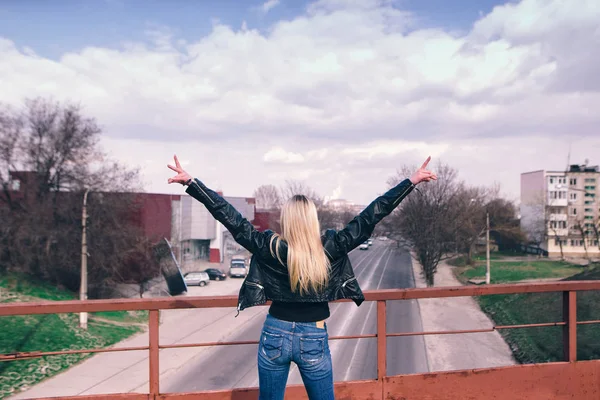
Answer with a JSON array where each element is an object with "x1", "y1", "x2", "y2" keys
[
  {"x1": 459, "y1": 260, "x2": 583, "y2": 283},
  {"x1": 447, "y1": 256, "x2": 468, "y2": 267},
  {"x1": 472, "y1": 249, "x2": 529, "y2": 261},
  {"x1": 477, "y1": 267, "x2": 600, "y2": 364},
  {"x1": 0, "y1": 274, "x2": 145, "y2": 399},
  {"x1": 0, "y1": 273, "x2": 75, "y2": 301},
  {"x1": 92, "y1": 310, "x2": 149, "y2": 323}
]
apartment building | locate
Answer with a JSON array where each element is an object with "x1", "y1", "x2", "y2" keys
[{"x1": 520, "y1": 162, "x2": 600, "y2": 257}]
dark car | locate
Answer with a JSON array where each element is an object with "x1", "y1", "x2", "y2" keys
[{"x1": 204, "y1": 268, "x2": 227, "y2": 281}]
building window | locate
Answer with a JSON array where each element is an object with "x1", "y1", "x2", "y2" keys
[
  {"x1": 584, "y1": 216, "x2": 593, "y2": 220},
  {"x1": 549, "y1": 177, "x2": 554, "y2": 184},
  {"x1": 585, "y1": 186, "x2": 596, "y2": 191},
  {"x1": 559, "y1": 178, "x2": 566, "y2": 184},
  {"x1": 570, "y1": 208, "x2": 577, "y2": 216},
  {"x1": 585, "y1": 208, "x2": 593, "y2": 213},
  {"x1": 570, "y1": 178, "x2": 577, "y2": 185},
  {"x1": 551, "y1": 220, "x2": 568, "y2": 229},
  {"x1": 569, "y1": 193, "x2": 577, "y2": 200},
  {"x1": 584, "y1": 178, "x2": 596, "y2": 183}
]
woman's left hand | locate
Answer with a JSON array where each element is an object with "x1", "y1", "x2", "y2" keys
[
  {"x1": 167, "y1": 155, "x2": 193, "y2": 185},
  {"x1": 410, "y1": 156, "x2": 437, "y2": 185}
]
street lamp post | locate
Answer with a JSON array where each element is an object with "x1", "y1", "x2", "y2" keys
[
  {"x1": 471, "y1": 199, "x2": 491, "y2": 284},
  {"x1": 486, "y1": 212, "x2": 491, "y2": 285},
  {"x1": 79, "y1": 189, "x2": 90, "y2": 330}
]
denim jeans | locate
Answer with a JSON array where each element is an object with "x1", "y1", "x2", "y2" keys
[{"x1": 258, "y1": 314, "x2": 334, "y2": 400}]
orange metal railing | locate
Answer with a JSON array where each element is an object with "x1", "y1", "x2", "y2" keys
[{"x1": 1, "y1": 281, "x2": 600, "y2": 399}]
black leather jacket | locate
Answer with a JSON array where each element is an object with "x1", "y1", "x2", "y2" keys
[{"x1": 185, "y1": 178, "x2": 416, "y2": 315}]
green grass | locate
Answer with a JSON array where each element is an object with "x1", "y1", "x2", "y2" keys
[
  {"x1": 472, "y1": 249, "x2": 528, "y2": 261},
  {"x1": 458, "y1": 260, "x2": 583, "y2": 283},
  {"x1": 0, "y1": 274, "x2": 146, "y2": 399},
  {"x1": 477, "y1": 267, "x2": 600, "y2": 364}
]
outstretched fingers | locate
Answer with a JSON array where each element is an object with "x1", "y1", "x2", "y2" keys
[
  {"x1": 174, "y1": 154, "x2": 182, "y2": 169},
  {"x1": 167, "y1": 164, "x2": 180, "y2": 172},
  {"x1": 420, "y1": 156, "x2": 431, "y2": 170}
]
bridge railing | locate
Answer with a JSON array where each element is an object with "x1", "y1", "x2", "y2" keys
[{"x1": 1, "y1": 281, "x2": 600, "y2": 399}]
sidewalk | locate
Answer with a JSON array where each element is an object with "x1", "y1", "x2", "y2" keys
[
  {"x1": 411, "y1": 258, "x2": 517, "y2": 372},
  {"x1": 9, "y1": 278, "x2": 260, "y2": 399}
]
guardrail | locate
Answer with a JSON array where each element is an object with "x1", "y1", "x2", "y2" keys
[{"x1": 1, "y1": 281, "x2": 600, "y2": 399}]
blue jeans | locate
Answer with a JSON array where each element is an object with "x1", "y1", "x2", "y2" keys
[{"x1": 258, "y1": 314, "x2": 334, "y2": 400}]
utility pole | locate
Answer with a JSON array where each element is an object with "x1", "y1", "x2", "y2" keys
[
  {"x1": 178, "y1": 197, "x2": 183, "y2": 264},
  {"x1": 80, "y1": 189, "x2": 90, "y2": 329},
  {"x1": 486, "y1": 212, "x2": 491, "y2": 285}
]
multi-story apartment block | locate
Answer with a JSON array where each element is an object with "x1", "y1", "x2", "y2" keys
[{"x1": 520, "y1": 162, "x2": 600, "y2": 258}]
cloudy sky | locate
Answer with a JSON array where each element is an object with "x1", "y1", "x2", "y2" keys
[{"x1": 1, "y1": 0, "x2": 599, "y2": 206}]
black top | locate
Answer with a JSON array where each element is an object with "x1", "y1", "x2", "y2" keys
[{"x1": 269, "y1": 301, "x2": 330, "y2": 322}]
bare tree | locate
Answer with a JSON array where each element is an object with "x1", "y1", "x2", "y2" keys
[
  {"x1": 573, "y1": 219, "x2": 591, "y2": 263},
  {"x1": 387, "y1": 162, "x2": 463, "y2": 286},
  {"x1": 0, "y1": 98, "x2": 154, "y2": 296},
  {"x1": 280, "y1": 180, "x2": 323, "y2": 206},
  {"x1": 593, "y1": 221, "x2": 600, "y2": 253},
  {"x1": 253, "y1": 184, "x2": 282, "y2": 210},
  {"x1": 486, "y1": 197, "x2": 527, "y2": 253}
]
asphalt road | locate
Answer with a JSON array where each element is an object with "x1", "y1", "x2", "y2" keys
[{"x1": 162, "y1": 240, "x2": 429, "y2": 393}]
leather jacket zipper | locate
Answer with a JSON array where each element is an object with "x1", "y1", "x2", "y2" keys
[
  {"x1": 392, "y1": 181, "x2": 415, "y2": 206},
  {"x1": 245, "y1": 281, "x2": 264, "y2": 290},
  {"x1": 190, "y1": 180, "x2": 215, "y2": 204},
  {"x1": 342, "y1": 277, "x2": 356, "y2": 288},
  {"x1": 236, "y1": 281, "x2": 264, "y2": 318}
]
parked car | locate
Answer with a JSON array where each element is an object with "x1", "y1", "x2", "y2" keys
[
  {"x1": 359, "y1": 242, "x2": 369, "y2": 250},
  {"x1": 183, "y1": 271, "x2": 210, "y2": 287},
  {"x1": 367, "y1": 238, "x2": 373, "y2": 246},
  {"x1": 229, "y1": 260, "x2": 247, "y2": 278},
  {"x1": 204, "y1": 268, "x2": 227, "y2": 281}
]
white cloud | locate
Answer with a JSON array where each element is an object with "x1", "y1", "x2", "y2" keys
[
  {"x1": 1, "y1": 0, "x2": 600, "y2": 204},
  {"x1": 261, "y1": 0, "x2": 280, "y2": 13},
  {"x1": 341, "y1": 141, "x2": 449, "y2": 160},
  {"x1": 263, "y1": 147, "x2": 305, "y2": 163}
]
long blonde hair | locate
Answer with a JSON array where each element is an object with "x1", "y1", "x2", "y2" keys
[{"x1": 270, "y1": 195, "x2": 330, "y2": 294}]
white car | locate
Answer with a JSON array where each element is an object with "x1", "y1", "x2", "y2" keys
[
  {"x1": 229, "y1": 260, "x2": 247, "y2": 278},
  {"x1": 183, "y1": 271, "x2": 210, "y2": 287},
  {"x1": 359, "y1": 242, "x2": 369, "y2": 250},
  {"x1": 367, "y1": 239, "x2": 373, "y2": 246}
]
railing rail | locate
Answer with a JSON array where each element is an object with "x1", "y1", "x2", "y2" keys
[{"x1": 1, "y1": 281, "x2": 600, "y2": 399}]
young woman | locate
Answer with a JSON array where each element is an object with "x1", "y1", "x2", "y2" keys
[{"x1": 167, "y1": 155, "x2": 436, "y2": 400}]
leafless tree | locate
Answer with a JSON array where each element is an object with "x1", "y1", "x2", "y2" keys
[
  {"x1": 486, "y1": 197, "x2": 527, "y2": 253},
  {"x1": 385, "y1": 162, "x2": 525, "y2": 285},
  {"x1": 253, "y1": 184, "x2": 282, "y2": 210},
  {"x1": 387, "y1": 162, "x2": 463, "y2": 286},
  {"x1": 280, "y1": 180, "x2": 324, "y2": 206},
  {"x1": 573, "y1": 219, "x2": 591, "y2": 263},
  {"x1": 0, "y1": 98, "x2": 155, "y2": 296}
]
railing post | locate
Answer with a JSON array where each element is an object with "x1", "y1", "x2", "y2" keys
[
  {"x1": 562, "y1": 291, "x2": 577, "y2": 362},
  {"x1": 149, "y1": 309, "x2": 160, "y2": 398},
  {"x1": 377, "y1": 300, "x2": 387, "y2": 380}
]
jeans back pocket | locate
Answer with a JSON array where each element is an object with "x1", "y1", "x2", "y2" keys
[
  {"x1": 299, "y1": 337, "x2": 325, "y2": 363},
  {"x1": 261, "y1": 331, "x2": 284, "y2": 361}
]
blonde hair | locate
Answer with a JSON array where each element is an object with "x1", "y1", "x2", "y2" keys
[{"x1": 270, "y1": 195, "x2": 330, "y2": 294}]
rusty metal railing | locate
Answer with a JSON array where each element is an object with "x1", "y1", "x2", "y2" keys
[{"x1": 1, "y1": 281, "x2": 600, "y2": 399}]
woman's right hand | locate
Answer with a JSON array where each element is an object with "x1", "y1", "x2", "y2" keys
[
  {"x1": 410, "y1": 156, "x2": 437, "y2": 185},
  {"x1": 167, "y1": 155, "x2": 193, "y2": 185}
]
